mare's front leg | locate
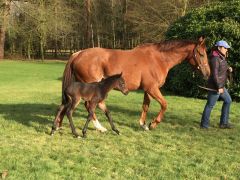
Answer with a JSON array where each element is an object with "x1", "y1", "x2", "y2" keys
[
  {"x1": 84, "y1": 101, "x2": 107, "y2": 132},
  {"x1": 139, "y1": 92, "x2": 151, "y2": 131},
  {"x1": 147, "y1": 86, "x2": 167, "y2": 129},
  {"x1": 51, "y1": 104, "x2": 66, "y2": 135},
  {"x1": 82, "y1": 102, "x2": 96, "y2": 138},
  {"x1": 98, "y1": 101, "x2": 120, "y2": 135}
]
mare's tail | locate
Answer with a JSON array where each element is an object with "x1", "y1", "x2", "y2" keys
[{"x1": 62, "y1": 51, "x2": 81, "y2": 104}]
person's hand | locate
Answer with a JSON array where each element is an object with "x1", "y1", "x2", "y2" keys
[
  {"x1": 228, "y1": 67, "x2": 233, "y2": 72},
  {"x1": 218, "y1": 88, "x2": 224, "y2": 94}
]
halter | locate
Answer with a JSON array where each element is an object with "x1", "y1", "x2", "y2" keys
[{"x1": 193, "y1": 45, "x2": 207, "y2": 70}]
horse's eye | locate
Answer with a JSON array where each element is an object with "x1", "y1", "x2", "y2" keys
[{"x1": 197, "y1": 49, "x2": 204, "y2": 57}]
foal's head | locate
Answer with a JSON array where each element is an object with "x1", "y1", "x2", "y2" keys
[{"x1": 105, "y1": 73, "x2": 129, "y2": 95}]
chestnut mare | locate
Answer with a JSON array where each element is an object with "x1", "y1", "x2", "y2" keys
[{"x1": 55, "y1": 36, "x2": 210, "y2": 132}]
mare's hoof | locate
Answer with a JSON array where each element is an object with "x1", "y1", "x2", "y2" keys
[
  {"x1": 140, "y1": 124, "x2": 149, "y2": 131},
  {"x1": 98, "y1": 127, "x2": 107, "y2": 133},
  {"x1": 148, "y1": 122, "x2": 156, "y2": 130}
]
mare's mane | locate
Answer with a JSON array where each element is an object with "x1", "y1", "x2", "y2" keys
[{"x1": 137, "y1": 40, "x2": 197, "y2": 52}]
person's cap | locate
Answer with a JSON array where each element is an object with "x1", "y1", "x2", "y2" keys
[{"x1": 215, "y1": 40, "x2": 231, "y2": 49}]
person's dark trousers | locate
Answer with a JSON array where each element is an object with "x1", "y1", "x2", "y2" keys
[{"x1": 200, "y1": 87, "x2": 232, "y2": 128}]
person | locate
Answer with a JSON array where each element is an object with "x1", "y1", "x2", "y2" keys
[{"x1": 200, "y1": 40, "x2": 233, "y2": 129}]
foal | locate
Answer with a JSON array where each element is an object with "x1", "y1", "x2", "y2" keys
[{"x1": 51, "y1": 73, "x2": 128, "y2": 138}]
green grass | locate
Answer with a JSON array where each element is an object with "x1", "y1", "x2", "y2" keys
[{"x1": 0, "y1": 60, "x2": 239, "y2": 179}]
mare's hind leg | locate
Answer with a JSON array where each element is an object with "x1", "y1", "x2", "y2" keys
[
  {"x1": 84, "y1": 101, "x2": 107, "y2": 132},
  {"x1": 98, "y1": 101, "x2": 120, "y2": 135},
  {"x1": 66, "y1": 96, "x2": 81, "y2": 138},
  {"x1": 147, "y1": 86, "x2": 167, "y2": 130},
  {"x1": 50, "y1": 104, "x2": 66, "y2": 135},
  {"x1": 139, "y1": 92, "x2": 151, "y2": 131}
]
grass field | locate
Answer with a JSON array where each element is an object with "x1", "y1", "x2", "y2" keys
[{"x1": 0, "y1": 60, "x2": 239, "y2": 179}]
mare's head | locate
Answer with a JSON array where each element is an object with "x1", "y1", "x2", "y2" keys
[
  {"x1": 109, "y1": 73, "x2": 129, "y2": 95},
  {"x1": 188, "y1": 36, "x2": 210, "y2": 79}
]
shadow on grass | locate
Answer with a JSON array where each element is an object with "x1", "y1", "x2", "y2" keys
[
  {"x1": 105, "y1": 104, "x2": 199, "y2": 130},
  {"x1": 0, "y1": 101, "x2": 198, "y2": 134},
  {"x1": 0, "y1": 103, "x2": 57, "y2": 132}
]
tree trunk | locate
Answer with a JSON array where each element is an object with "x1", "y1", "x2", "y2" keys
[
  {"x1": 54, "y1": 38, "x2": 58, "y2": 59},
  {"x1": 54, "y1": 2, "x2": 58, "y2": 59},
  {"x1": 91, "y1": 23, "x2": 94, "y2": 47},
  {"x1": 121, "y1": 0, "x2": 127, "y2": 49},
  {"x1": 181, "y1": 0, "x2": 189, "y2": 16},
  {"x1": 0, "y1": 26, "x2": 6, "y2": 59},
  {"x1": 111, "y1": 0, "x2": 116, "y2": 48},
  {"x1": 40, "y1": 35, "x2": 44, "y2": 60},
  {"x1": 27, "y1": 38, "x2": 31, "y2": 60},
  {"x1": 0, "y1": 0, "x2": 10, "y2": 59},
  {"x1": 85, "y1": 0, "x2": 91, "y2": 48},
  {"x1": 97, "y1": 32, "x2": 100, "y2": 47}
]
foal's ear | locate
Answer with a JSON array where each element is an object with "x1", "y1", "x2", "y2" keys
[
  {"x1": 198, "y1": 36, "x2": 206, "y2": 45},
  {"x1": 117, "y1": 72, "x2": 123, "y2": 77}
]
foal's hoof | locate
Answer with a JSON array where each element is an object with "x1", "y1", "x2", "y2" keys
[
  {"x1": 73, "y1": 133, "x2": 80, "y2": 138},
  {"x1": 82, "y1": 134, "x2": 87, "y2": 138},
  {"x1": 50, "y1": 129, "x2": 55, "y2": 136},
  {"x1": 50, "y1": 132, "x2": 55, "y2": 136},
  {"x1": 114, "y1": 129, "x2": 120, "y2": 135},
  {"x1": 140, "y1": 124, "x2": 149, "y2": 131}
]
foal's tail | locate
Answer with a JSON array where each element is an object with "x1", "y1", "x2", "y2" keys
[{"x1": 62, "y1": 51, "x2": 81, "y2": 104}]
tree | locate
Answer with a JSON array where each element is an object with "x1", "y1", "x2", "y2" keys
[
  {"x1": 126, "y1": 0, "x2": 216, "y2": 42},
  {"x1": 6, "y1": 0, "x2": 74, "y2": 59}
]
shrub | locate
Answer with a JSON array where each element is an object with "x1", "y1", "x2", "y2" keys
[{"x1": 165, "y1": 0, "x2": 240, "y2": 101}]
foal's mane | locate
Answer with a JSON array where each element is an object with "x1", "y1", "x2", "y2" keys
[
  {"x1": 137, "y1": 40, "x2": 197, "y2": 52},
  {"x1": 101, "y1": 74, "x2": 122, "y2": 83}
]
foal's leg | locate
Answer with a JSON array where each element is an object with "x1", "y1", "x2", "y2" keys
[
  {"x1": 66, "y1": 96, "x2": 81, "y2": 138},
  {"x1": 50, "y1": 104, "x2": 66, "y2": 135},
  {"x1": 147, "y1": 87, "x2": 167, "y2": 129},
  {"x1": 58, "y1": 107, "x2": 67, "y2": 128},
  {"x1": 82, "y1": 103, "x2": 96, "y2": 138},
  {"x1": 84, "y1": 101, "x2": 107, "y2": 132},
  {"x1": 98, "y1": 101, "x2": 120, "y2": 135},
  {"x1": 139, "y1": 92, "x2": 151, "y2": 131}
]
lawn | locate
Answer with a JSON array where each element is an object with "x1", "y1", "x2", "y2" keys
[{"x1": 0, "y1": 60, "x2": 239, "y2": 179}]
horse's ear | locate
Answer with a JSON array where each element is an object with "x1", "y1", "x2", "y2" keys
[
  {"x1": 117, "y1": 72, "x2": 123, "y2": 77},
  {"x1": 198, "y1": 36, "x2": 205, "y2": 45}
]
